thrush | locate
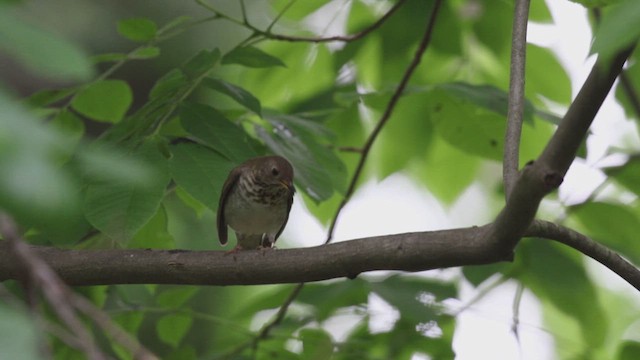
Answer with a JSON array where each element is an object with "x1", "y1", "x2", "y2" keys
[{"x1": 217, "y1": 155, "x2": 295, "y2": 251}]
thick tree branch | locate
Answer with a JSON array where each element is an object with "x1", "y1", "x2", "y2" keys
[
  {"x1": 1, "y1": 222, "x2": 639, "y2": 290},
  {"x1": 0, "y1": 226, "x2": 498, "y2": 286},
  {"x1": 503, "y1": 0, "x2": 530, "y2": 199}
]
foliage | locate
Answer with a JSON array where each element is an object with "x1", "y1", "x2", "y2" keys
[{"x1": 0, "y1": 0, "x2": 639, "y2": 359}]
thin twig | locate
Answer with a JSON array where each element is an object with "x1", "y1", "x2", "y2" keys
[
  {"x1": 197, "y1": 0, "x2": 408, "y2": 43},
  {"x1": 527, "y1": 219, "x2": 640, "y2": 291},
  {"x1": 325, "y1": 0, "x2": 443, "y2": 245},
  {"x1": 73, "y1": 296, "x2": 158, "y2": 360},
  {"x1": 503, "y1": 0, "x2": 530, "y2": 199},
  {"x1": 511, "y1": 283, "x2": 524, "y2": 344}
]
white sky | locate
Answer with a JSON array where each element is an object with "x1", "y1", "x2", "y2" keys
[{"x1": 278, "y1": 1, "x2": 639, "y2": 359}]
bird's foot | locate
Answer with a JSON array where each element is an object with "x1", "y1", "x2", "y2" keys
[{"x1": 223, "y1": 245, "x2": 244, "y2": 256}]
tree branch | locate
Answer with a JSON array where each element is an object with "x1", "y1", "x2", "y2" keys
[
  {"x1": 527, "y1": 220, "x2": 640, "y2": 291},
  {"x1": 197, "y1": 0, "x2": 408, "y2": 43},
  {"x1": 487, "y1": 45, "x2": 635, "y2": 255},
  {"x1": 503, "y1": 0, "x2": 530, "y2": 199},
  {"x1": 0, "y1": 225, "x2": 500, "y2": 286},
  {"x1": 1, "y1": 221, "x2": 639, "y2": 290}
]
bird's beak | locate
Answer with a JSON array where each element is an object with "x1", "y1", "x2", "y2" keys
[{"x1": 279, "y1": 179, "x2": 294, "y2": 191}]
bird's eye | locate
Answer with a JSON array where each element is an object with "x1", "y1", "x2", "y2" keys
[{"x1": 271, "y1": 167, "x2": 279, "y2": 176}]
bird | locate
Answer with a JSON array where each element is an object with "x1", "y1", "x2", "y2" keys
[{"x1": 217, "y1": 155, "x2": 295, "y2": 251}]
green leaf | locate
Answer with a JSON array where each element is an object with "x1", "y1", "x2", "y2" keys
[
  {"x1": 618, "y1": 341, "x2": 640, "y2": 360},
  {"x1": 437, "y1": 83, "x2": 535, "y2": 124},
  {"x1": 257, "y1": 113, "x2": 347, "y2": 202},
  {"x1": 419, "y1": 136, "x2": 479, "y2": 204},
  {"x1": 591, "y1": 1, "x2": 640, "y2": 61},
  {"x1": 168, "y1": 143, "x2": 234, "y2": 210},
  {"x1": 72, "y1": 80, "x2": 133, "y2": 123},
  {"x1": 179, "y1": 103, "x2": 257, "y2": 162},
  {"x1": 150, "y1": 69, "x2": 187, "y2": 100},
  {"x1": 524, "y1": 44, "x2": 571, "y2": 105},
  {"x1": 222, "y1": 46, "x2": 286, "y2": 68},
  {"x1": 156, "y1": 313, "x2": 193, "y2": 348},
  {"x1": 428, "y1": 86, "x2": 506, "y2": 161},
  {"x1": 24, "y1": 88, "x2": 75, "y2": 108},
  {"x1": 300, "y1": 328, "x2": 334, "y2": 360},
  {"x1": 372, "y1": 92, "x2": 435, "y2": 179},
  {"x1": 298, "y1": 279, "x2": 369, "y2": 320},
  {"x1": 0, "y1": 303, "x2": 40, "y2": 360},
  {"x1": 517, "y1": 241, "x2": 607, "y2": 347},
  {"x1": 371, "y1": 276, "x2": 456, "y2": 323},
  {"x1": 183, "y1": 49, "x2": 221, "y2": 79},
  {"x1": 202, "y1": 78, "x2": 262, "y2": 116},
  {"x1": 130, "y1": 46, "x2": 160, "y2": 59},
  {"x1": 84, "y1": 141, "x2": 170, "y2": 243},
  {"x1": 0, "y1": 6, "x2": 93, "y2": 81},
  {"x1": 129, "y1": 205, "x2": 175, "y2": 249},
  {"x1": 111, "y1": 312, "x2": 145, "y2": 360},
  {"x1": 570, "y1": 202, "x2": 640, "y2": 264},
  {"x1": 607, "y1": 157, "x2": 640, "y2": 196},
  {"x1": 117, "y1": 18, "x2": 158, "y2": 42},
  {"x1": 156, "y1": 287, "x2": 200, "y2": 308},
  {"x1": 50, "y1": 110, "x2": 85, "y2": 149}
]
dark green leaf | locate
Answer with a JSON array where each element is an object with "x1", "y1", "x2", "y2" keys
[
  {"x1": 517, "y1": 241, "x2": 608, "y2": 347},
  {"x1": 179, "y1": 103, "x2": 256, "y2": 162},
  {"x1": 156, "y1": 287, "x2": 200, "y2": 308},
  {"x1": 150, "y1": 69, "x2": 187, "y2": 100},
  {"x1": 591, "y1": 1, "x2": 640, "y2": 61},
  {"x1": 156, "y1": 313, "x2": 193, "y2": 348},
  {"x1": 202, "y1": 78, "x2": 262, "y2": 115},
  {"x1": 168, "y1": 143, "x2": 234, "y2": 211},
  {"x1": 24, "y1": 88, "x2": 75, "y2": 108},
  {"x1": 371, "y1": 276, "x2": 456, "y2": 323},
  {"x1": 618, "y1": 341, "x2": 640, "y2": 360},
  {"x1": 71, "y1": 80, "x2": 133, "y2": 123},
  {"x1": 0, "y1": 6, "x2": 94, "y2": 81},
  {"x1": 298, "y1": 279, "x2": 369, "y2": 320},
  {"x1": 570, "y1": 202, "x2": 640, "y2": 264},
  {"x1": 437, "y1": 83, "x2": 535, "y2": 124},
  {"x1": 50, "y1": 110, "x2": 84, "y2": 148},
  {"x1": 607, "y1": 157, "x2": 640, "y2": 196},
  {"x1": 222, "y1": 46, "x2": 286, "y2": 68},
  {"x1": 117, "y1": 18, "x2": 157, "y2": 42},
  {"x1": 183, "y1": 49, "x2": 221, "y2": 79},
  {"x1": 84, "y1": 141, "x2": 170, "y2": 243},
  {"x1": 130, "y1": 46, "x2": 160, "y2": 59},
  {"x1": 129, "y1": 205, "x2": 175, "y2": 249},
  {"x1": 462, "y1": 263, "x2": 511, "y2": 287},
  {"x1": 301, "y1": 328, "x2": 334, "y2": 360}
]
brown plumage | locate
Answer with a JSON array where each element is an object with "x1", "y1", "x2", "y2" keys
[{"x1": 217, "y1": 155, "x2": 294, "y2": 250}]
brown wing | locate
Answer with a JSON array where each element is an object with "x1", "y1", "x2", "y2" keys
[
  {"x1": 274, "y1": 186, "x2": 295, "y2": 242},
  {"x1": 217, "y1": 166, "x2": 242, "y2": 245}
]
